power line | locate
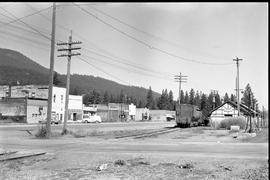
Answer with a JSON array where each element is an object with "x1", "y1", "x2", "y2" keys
[
  {"x1": 81, "y1": 48, "x2": 173, "y2": 78},
  {"x1": 0, "y1": 5, "x2": 52, "y2": 28},
  {"x1": 25, "y1": 4, "x2": 175, "y2": 77},
  {"x1": 88, "y1": 5, "x2": 230, "y2": 62},
  {"x1": 77, "y1": 56, "x2": 129, "y2": 85},
  {"x1": 80, "y1": 53, "x2": 173, "y2": 81},
  {"x1": 74, "y1": 3, "x2": 233, "y2": 66},
  {"x1": 0, "y1": 7, "x2": 51, "y2": 40}
]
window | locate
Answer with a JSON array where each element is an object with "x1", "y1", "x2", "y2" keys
[
  {"x1": 224, "y1": 114, "x2": 233, "y2": 117},
  {"x1": 60, "y1": 114, "x2": 63, "y2": 120},
  {"x1": 61, "y1": 95, "x2": 63, "y2": 103},
  {"x1": 53, "y1": 94, "x2": 56, "y2": 102}
]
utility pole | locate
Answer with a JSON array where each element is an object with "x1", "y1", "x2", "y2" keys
[
  {"x1": 174, "y1": 73, "x2": 187, "y2": 105},
  {"x1": 57, "y1": 32, "x2": 81, "y2": 134},
  {"x1": 262, "y1": 105, "x2": 264, "y2": 127},
  {"x1": 249, "y1": 91, "x2": 253, "y2": 133},
  {"x1": 233, "y1": 57, "x2": 243, "y2": 116},
  {"x1": 46, "y1": 2, "x2": 56, "y2": 138},
  {"x1": 211, "y1": 90, "x2": 218, "y2": 109}
]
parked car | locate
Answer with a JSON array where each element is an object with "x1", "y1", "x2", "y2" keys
[
  {"x1": 166, "y1": 114, "x2": 175, "y2": 121},
  {"x1": 82, "y1": 114, "x2": 102, "y2": 123}
]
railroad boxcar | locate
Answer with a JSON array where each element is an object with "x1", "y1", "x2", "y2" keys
[{"x1": 175, "y1": 104, "x2": 203, "y2": 127}]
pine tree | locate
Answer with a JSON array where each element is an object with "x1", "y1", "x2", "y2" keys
[
  {"x1": 230, "y1": 94, "x2": 236, "y2": 102},
  {"x1": 241, "y1": 83, "x2": 257, "y2": 109},
  {"x1": 180, "y1": 90, "x2": 185, "y2": 104},
  {"x1": 103, "y1": 91, "x2": 109, "y2": 104},
  {"x1": 184, "y1": 91, "x2": 189, "y2": 104},
  {"x1": 223, "y1": 93, "x2": 229, "y2": 102},
  {"x1": 194, "y1": 91, "x2": 201, "y2": 108},
  {"x1": 53, "y1": 71, "x2": 61, "y2": 86},
  {"x1": 189, "y1": 88, "x2": 195, "y2": 105},
  {"x1": 168, "y1": 90, "x2": 174, "y2": 110},
  {"x1": 146, "y1": 86, "x2": 155, "y2": 109}
]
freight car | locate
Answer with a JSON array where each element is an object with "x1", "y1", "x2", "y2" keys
[{"x1": 175, "y1": 104, "x2": 204, "y2": 127}]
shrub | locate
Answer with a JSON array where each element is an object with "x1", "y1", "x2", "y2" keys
[
  {"x1": 35, "y1": 125, "x2": 48, "y2": 138},
  {"x1": 219, "y1": 117, "x2": 246, "y2": 130}
]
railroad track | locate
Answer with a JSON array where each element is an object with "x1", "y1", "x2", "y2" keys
[{"x1": 114, "y1": 127, "x2": 179, "y2": 139}]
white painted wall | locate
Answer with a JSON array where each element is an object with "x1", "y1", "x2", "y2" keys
[{"x1": 52, "y1": 86, "x2": 66, "y2": 122}]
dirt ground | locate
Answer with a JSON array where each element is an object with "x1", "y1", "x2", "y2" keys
[{"x1": 0, "y1": 124, "x2": 268, "y2": 180}]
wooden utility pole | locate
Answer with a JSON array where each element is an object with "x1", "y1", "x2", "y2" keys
[
  {"x1": 57, "y1": 32, "x2": 81, "y2": 134},
  {"x1": 174, "y1": 72, "x2": 187, "y2": 105},
  {"x1": 233, "y1": 57, "x2": 243, "y2": 116},
  {"x1": 211, "y1": 90, "x2": 218, "y2": 109},
  {"x1": 46, "y1": 2, "x2": 56, "y2": 138}
]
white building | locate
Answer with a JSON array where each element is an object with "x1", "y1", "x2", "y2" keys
[
  {"x1": 68, "y1": 95, "x2": 83, "y2": 121},
  {"x1": 51, "y1": 86, "x2": 66, "y2": 123},
  {"x1": 128, "y1": 103, "x2": 136, "y2": 120}
]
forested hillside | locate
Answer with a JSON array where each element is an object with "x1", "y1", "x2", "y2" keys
[{"x1": 0, "y1": 48, "x2": 160, "y2": 106}]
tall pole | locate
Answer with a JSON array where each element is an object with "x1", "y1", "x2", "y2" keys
[
  {"x1": 63, "y1": 33, "x2": 72, "y2": 134},
  {"x1": 46, "y1": 2, "x2": 56, "y2": 138},
  {"x1": 57, "y1": 32, "x2": 81, "y2": 134},
  {"x1": 233, "y1": 57, "x2": 243, "y2": 116},
  {"x1": 174, "y1": 73, "x2": 187, "y2": 106}
]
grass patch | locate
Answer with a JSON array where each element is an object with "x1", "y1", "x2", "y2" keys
[{"x1": 35, "y1": 125, "x2": 62, "y2": 138}]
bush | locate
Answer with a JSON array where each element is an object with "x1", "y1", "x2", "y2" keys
[
  {"x1": 35, "y1": 125, "x2": 48, "y2": 138},
  {"x1": 219, "y1": 117, "x2": 246, "y2": 130}
]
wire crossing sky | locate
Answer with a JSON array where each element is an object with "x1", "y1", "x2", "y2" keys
[{"x1": 0, "y1": 2, "x2": 268, "y2": 109}]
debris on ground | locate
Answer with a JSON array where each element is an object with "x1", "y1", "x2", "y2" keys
[
  {"x1": 114, "y1": 159, "x2": 126, "y2": 166},
  {"x1": 127, "y1": 158, "x2": 150, "y2": 166},
  {"x1": 177, "y1": 163, "x2": 194, "y2": 169},
  {"x1": 218, "y1": 165, "x2": 232, "y2": 171},
  {"x1": 96, "y1": 163, "x2": 108, "y2": 171}
]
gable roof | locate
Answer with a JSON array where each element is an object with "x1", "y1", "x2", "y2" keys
[{"x1": 208, "y1": 100, "x2": 258, "y2": 116}]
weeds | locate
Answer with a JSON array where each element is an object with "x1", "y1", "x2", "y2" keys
[{"x1": 219, "y1": 117, "x2": 246, "y2": 130}]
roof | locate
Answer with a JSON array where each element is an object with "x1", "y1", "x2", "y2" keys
[{"x1": 208, "y1": 100, "x2": 258, "y2": 116}]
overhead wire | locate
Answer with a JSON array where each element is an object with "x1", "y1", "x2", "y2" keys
[
  {"x1": 88, "y1": 5, "x2": 231, "y2": 62},
  {"x1": 74, "y1": 3, "x2": 233, "y2": 66},
  {"x1": 0, "y1": 7, "x2": 51, "y2": 40},
  {"x1": 76, "y1": 56, "x2": 130, "y2": 85},
  {"x1": 25, "y1": 4, "x2": 174, "y2": 79},
  {"x1": 80, "y1": 53, "x2": 173, "y2": 81},
  {"x1": 0, "y1": 5, "x2": 52, "y2": 28}
]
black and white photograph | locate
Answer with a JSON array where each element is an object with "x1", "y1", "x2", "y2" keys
[{"x1": 0, "y1": 2, "x2": 268, "y2": 179}]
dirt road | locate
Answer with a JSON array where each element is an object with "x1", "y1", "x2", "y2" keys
[{"x1": 0, "y1": 123, "x2": 268, "y2": 179}]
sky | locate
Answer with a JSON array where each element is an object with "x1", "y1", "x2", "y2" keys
[{"x1": 0, "y1": 2, "x2": 268, "y2": 109}]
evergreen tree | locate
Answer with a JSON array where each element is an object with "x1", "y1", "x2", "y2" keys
[
  {"x1": 168, "y1": 90, "x2": 174, "y2": 110},
  {"x1": 103, "y1": 91, "x2": 109, "y2": 104},
  {"x1": 146, "y1": 86, "x2": 155, "y2": 109},
  {"x1": 119, "y1": 89, "x2": 125, "y2": 103},
  {"x1": 184, "y1": 91, "x2": 189, "y2": 104},
  {"x1": 214, "y1": 93, "x2": 222, "y2": 108},
  {"x1": 53, "y1": 71, "x2": 61, "y2": 86},
  {"x1": 230, "y1": 94, "x2": 236, "y2": 102},
  {"x1": 241, "y1": 83, "x2": 257, "y2": 109},
  {"x1": 223, "y1": 93, "x2": 229, "y2": 102},
  {"x1": 194, "y1": 91, "x2": 201, "y2": 108},
  {"x1": 180, "y1": 90, "x2": 185, "y2": 104},
  {"x1": 189, "y1": 88, "x2": 195, "y2": 105},
  {"x1": 200, "y1": 93, "x2": 208, "y2": 117}
]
